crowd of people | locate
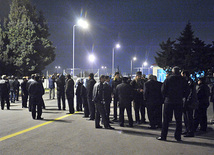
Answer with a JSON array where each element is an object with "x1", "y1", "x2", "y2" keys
[{"x1": 0, "y1": 66, "x2": 214, "y2": 141}]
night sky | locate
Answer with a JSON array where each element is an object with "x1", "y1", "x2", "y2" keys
[{"x1": 1, "y1": 0, "x2": 214, "y2": 75}]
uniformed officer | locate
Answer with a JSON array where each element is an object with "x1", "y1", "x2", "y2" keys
[
  {"x1": 65, "y1": 74, "x2": 75, "y2": 114},
  {"x1": 0, "y1": 75, "x2": 10, "y2": 110}
]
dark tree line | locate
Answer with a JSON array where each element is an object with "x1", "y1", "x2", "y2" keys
[
  {"x1": 0, "y1": 0, "x2": 55, "y2": 76},
  {"x1": 155, "y1": 22, "x2": 214, "y2": 77}
]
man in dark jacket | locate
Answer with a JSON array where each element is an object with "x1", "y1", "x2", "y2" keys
[
  {"x1": 14, "y1": 77, "x2": 20, "y2": 101},
  {"x1": 194, "y1": 77, "x2": 210, "y2": 132},
  {"x1": 56, "y1": 74, "x2": 66, "y2": 110},
  {"x1": 26, "y1": 74, "x2": 35, "y2": 112},
  {"x1": 93, "y1": 75, "x2": 114, "y2": 129},
  {"x1": 116, "y1": 77, "x2": 134, "y2": 127},
  {"x1": 112, "y1": 72, "x2": 122, "y2": 121},
  {"x1": 86, "y1": 73, "x2": 96, "y2": 120},
  {"x1": 103, "y1": 76, "x2": 112, "y2": 122},
  {"x1": 21, "y1": 77, "x2": 28, "y2": 108},
  {"x1": 28, "y1": 74, "x2": 45, "y2": 119},
  {"x1": 76, "y1": 80, "x2": 83, "y2": 111},
  {"x1": 48, "y1": 74, "x2": 55, "y2": 99},
  {"x1": 0, "y1": 75, "x2": 10, "y2": 110},
  {"x1": 157, "y1": 66, "x2": 189, "y2": 141},
  {"x1": 81, "y1": 79, "x2": 89, "y2": 117},
  {"x1": 130, "y1": 71, "x2": 146, "y2": 124},
  {"x1": 144, "y1": 74, "x2": 163, "y2": 129},
  {"x1": 65, "y1": 74, "x2": 75, "y2": 114},
  {"x1": 9, "y1": 76, "x2": 15, "y2": 103}
]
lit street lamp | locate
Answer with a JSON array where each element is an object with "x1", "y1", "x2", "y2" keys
[
  {"x1": 142, "y1": 61, "x2": 148, "y2": 75},
  {"x1": 88, "y1": 54, "x2": 96, "y2": 72},
  {"x1": 73, "y1": 18, "x2": 89, "y2": 78},
  {"x1": 112, "y1": 43, "x2": 120, "y2": 75},
  {"x1": 131, "y1": 57, "x2": 137, "y2": 79},
  {"x1": 55, "y1": 66, "x2": 60, "y2": 73},
  {"x1": 101, "y1": 66, "x2": 107, "y2": 74}
]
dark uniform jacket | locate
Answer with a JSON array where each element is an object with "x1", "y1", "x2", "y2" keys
[
  {"x1": 112, "y1": 78, "x2": 122, "y2": 96},
  {"x1": 86, "y1": 78, "x2": 96, "y2": 99},
  {"x1": 0, "y1": 79, "x2": 10, "y2": 97},
  {"x1": 65, "y1": 79, "x2": 74, "y2": 99},
  {"x1": 56, "y1": 75, "x2": 65, "y2": 94},
  {"x1": 28, "y1": 80, "x2": 45, "y2": 99},
  {"x1": 197, "y1": 83, "x2": 210, "y2": 108},
  {"x1": 162, "y1": 74, "x2": 190, "y2": 104},
  {"x1": 144, "y1": 79, "x2": 163, "y2": 105},
  {"x1": 130, "y1": 79, "x2": 144, "y2": 101},
  {"x1": 103, "y1": 81, "x2": 112, "y2": 103},
  {"x1": 116, "y1": 82, "x2": 134, "y2": 107},
  {"x1": 21, "y1": 80, "x2": 28, "y2": 96},
  {"x1": 93, "y1": 82, "x2": 104, "y2": 104}
]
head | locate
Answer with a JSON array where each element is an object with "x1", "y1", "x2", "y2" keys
[
  {"x1": 2, "y1": 75, "x2": 7, "y2": 80},
  {"x1": 198, "y1": 77, "x2": 205, "y2": 85},
  {"x1": 34, "y1": 74, "x2": 40, "y2": 81},
  {"x1": 23, "y1": 77, "x2": 27, "y2": 81},
  {"x1": 99, "y1": 75, "x2": 105, "y2": 83},
  {"x1": 135, "y1": 71, "x2": 142, "y2": 80},
  {"x1": 31, "y1": 74, "x2": 35, "y2": 79},
  {"x1": 153, "y1": 75, "x2": 157, "y2": 81},
  {"x1": 148, "y1": 74, "x2": 153, "y2": 80},
  {"x1": 114, "y1": 72, "x2": 120, "y2": 79},
  {"x1": 172, "y1": 66, "x2": 180, "y2": 75},
  {"x1": 66, "y1": 74, "x2": 71, "y2": 79},
  {"x1": 181, "y1": 70, "x2": 190, "y2": 77},
  {"x1": 122, "y1": 77, "x2": 128, "y2": 83},
  {"x1": 105, "y1": 76, "x2": 110, "y2": 82},
  {"x1": 89, "y1": 73, "x2": 94, "y2": 79}
]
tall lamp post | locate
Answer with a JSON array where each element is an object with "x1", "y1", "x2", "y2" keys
[
  {"x1": 131, "y1": 57, "x2": 137, "y2": 79},
  {"x1": 73, "y1": 19, "x2": 89, "y2": 78},
  {"x1": 112, "y1": 43, "x2": 120, "y2": 76}
]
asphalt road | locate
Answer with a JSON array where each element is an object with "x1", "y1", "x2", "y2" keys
[{"x1": 0, "y1": 93, "x2": 214, "y2": 155}]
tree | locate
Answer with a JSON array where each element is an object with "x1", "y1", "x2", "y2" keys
[{"x1": 4, "y1": 0, "x2": 55, "y2": 76}]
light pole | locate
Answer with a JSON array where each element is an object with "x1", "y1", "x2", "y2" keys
[
  {"x1": 101, "y1": 66, "x2": 107, "y2": 75},
  {"x1": 55, "y1": 66, "x2": 60, "y2": 73},
  {"x1": 88, "y1": 54, "x2": 95, "y2": 72},
  {"x1": 142, "y1": 61, "x2": 148, "y2": 75},
  {"x1": 131, "y1": 57, "x2": 137, "y2": 79},
  {"x1": 73, "y1": 18, "x2": 89, "y2": 78},
  {"x1": 112, "y1": 43, "x2": 120, "y2": 76}
]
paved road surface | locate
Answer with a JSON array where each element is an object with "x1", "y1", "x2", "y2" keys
[{"x1": 0, "y1": 93, "x2": 214, "y2": 155}]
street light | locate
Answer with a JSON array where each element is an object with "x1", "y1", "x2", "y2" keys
[
  {"x1": 131, "y1": 57, "x2": 137, "y2": 79},
  {"x1": 112, "y1": 43, "x2": 121, "y2": 75},
  {"x1": 88, "y1": 54, "x2": 95, "y2": 72},
  {"x1": 142, "y1": 61, "x2": 148, "y2": 75},
  {"x1": 55, "y1": 66, "x2": 60, "y2": 73},
  {"x1": 73, "y1": 18, "x2": 89, "y2": 78},
  {"x1": 101, "y1": 66, "x2": 107, "y2": 75}
]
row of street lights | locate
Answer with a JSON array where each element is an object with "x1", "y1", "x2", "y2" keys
[{"x1": 71, "y1": 18, "x2": 149, "y2": 78}]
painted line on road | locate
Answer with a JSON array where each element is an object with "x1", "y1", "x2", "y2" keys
[{"x1": 0, "y1": 113, "x2": 76, "y2": 142}]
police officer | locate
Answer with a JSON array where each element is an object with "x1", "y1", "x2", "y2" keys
[
  {"x1": 28, "y1": 74, "x2": 45, "y2": 119},
  {"x1": 157, "y1": 66, "x2": 189, "y2": 141},
  {"x1": 116, "y1": 77, "x2": 134, "y2": 127},
  {"x1": 86, "y1": 73, "x2": 96, "y2": 120},
  {"x1": 56, "y1": 74, "x2": 66, "y2": 110},
  {"x1": 93, "y1": 75, "x2": 114, "y2": 129},
  {"x1": 144, "y1": 74, "x2": 163, "y2": 129},
  {"x1": 21, "y1": 77, "x2": 28, "y2": 108},
  {"x1": 81, "y1": 79, "x2": 89, "y2": 118},
  {"x1": 65, "y1": 74, "x2": 75, "y2": 114}
]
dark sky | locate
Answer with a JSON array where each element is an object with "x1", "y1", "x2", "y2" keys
[{"x1": 1, "y1": 0, "x2": 214, "y2": 74}]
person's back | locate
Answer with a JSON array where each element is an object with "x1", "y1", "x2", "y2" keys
[
  {"x1": 86, "y1": 78, "x2": 96, "y2": 99},
  {"x1": 116, "y1": 82, "x2": 133, "y2": 105}
]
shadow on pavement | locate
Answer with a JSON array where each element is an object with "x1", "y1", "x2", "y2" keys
[{"x1": 40, "y1": 119, "x2": 73, "y2": 123}]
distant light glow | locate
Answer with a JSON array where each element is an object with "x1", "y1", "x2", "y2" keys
[
  {"x1": 116, "y1": 44, "x2": 120, "y2": 48},
  {"x1": 133, "y1": 57, "x2": 137, "y2": 61},
  {"x1": 143, "y1": 62, "x2": 148, "y2": 66},
  {"x1": 77, "y1": 19, "x2": 89, "y2": 29},
  {"x1": 88, "y1": 54, "x2": 95, "y2": 62}
]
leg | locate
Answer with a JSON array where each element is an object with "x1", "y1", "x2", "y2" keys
[
  {"x1": 200, "y1": 107, "x2": 207, "y2": 131},
  {"x1": 95, "y1": 104, "x2": 101, "y2": 128},
  {"x1": 113, "y1": 97, "x2": 118, "y2": 120},
  {"x1": 119, "y1": 106, "x2": 125, "y2": 126},
  {"x1": 126, "y1": 104, "x2": 133, "y2": 126},
  {"x1": 174, "y1": 104, "x2": 183, "y2": 140},
  {"x1": 62, "y1": 93, "x2": 66, "y2": 110},
  {"x1": 134, "y1": 101, "x2": 140, "y2": 123}
]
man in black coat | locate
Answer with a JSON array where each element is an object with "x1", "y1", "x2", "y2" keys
[
  {"x1": 103, "y1": 76, "x2": 112, "y2": 122},
  {"x1": 0, "y1": 75, "x2": 10, "y2": 110},
  {"x1": 21, "y1": 77, "x2": 28, "y2": 108},
  {"x1": 65, "y1": 74, "x2": 75, "y2": 114},
  {"x1": 116, "y1": 77, "x2": 134, "y2": 127},
  {"x1": 56, "y1": 74, "x2": 66, "y2": 110},
  {"x1": 86, "y1": 73, "x2": 96, "y2": 120},
  {"x1": 194, "y1": 77, "x2": 210, "y2": 132},
  {"x1": 144, "y1": 74, "x2": 163, "y2": 129},
  {"x1": 157, "y1": 66, "x2": 189, "y2": 141},
  {"x1": 93, "y1": 75, "x2": 114, "y2": 129},
  {"x1": 112, "y1": 72, "x2": 122, "y2": 121},
  {"x1": 81, "y1": 79, "x2": 89, "y2": 117},
  {"x1": 28, "y1": 74, "x2": 45, "y2": 119},
  {"x1": 130, "y1": 71, "x2": 146, "y2": 124}
]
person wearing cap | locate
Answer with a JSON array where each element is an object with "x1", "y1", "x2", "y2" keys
[
  {"x1": 93, "y1": 75, "x2": 114, "y2": 129},
  {"x1": 157, "y1": 66, "x2": 190, "y2": 141},
  {"x1": 144, "y1": 74, "x2": 163, "y2": 129},
  {"x1": 194, "y1": 77, "x2": 210, "y2": 132},
  {"x1": 112, "y1": 72, "x2": 122, "y2": 121},
  {"x1": 130, "y1": 71, "x2": 146, "y2": 124},
  {"x1": 0, "y1": 75, "x2": 10, "y2": 110},
  {"x1": 14, "y1": 77, "x2": 20, "y2": 101},
  {"x1": 56, "y1": 74, "x2": 66, "y2": 110},
  {"x1": 65, "y1": 74, "x2": 75, "y2": 114},
  {"x1": 116, "y1": 77, "x2": 134, "y2": 127},
  {"x1": 86, "y1": 73, "x2": 96, "y2": 120},
  {"x1": 21, "y1": 77, "x2": 28, "y2": 108}
]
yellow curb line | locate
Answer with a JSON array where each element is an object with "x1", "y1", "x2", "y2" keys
[{"x1": 0, "y1": 113, "x2": 77, "y2": 142}]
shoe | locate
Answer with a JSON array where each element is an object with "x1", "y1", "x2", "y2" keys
[
  {"x1": 156, "y1": 137, "x2": 166, "y2": 141},
  {"x1": 83, "y1": 116, "x2": 89, "y2": 118},
  {"x1": 96, "y1": 126, "x2": 103, "y2": 129},
  {"x1": 87, "y1": 119, "x2": 95, "y2": 121},
  {"x1": 126, "y1": 125, "x2": 133, "y2": 127},
  {"x1": 66, "y1": 113, "x2": 72, "y2": 114},
  {"x1": 148, "y1": 126, "x2": 157, "y2": 129},
  {"x1": 63, "y1": 108, "x2": 66, "y2": 110},
  {"x1": 120, "y1": 124, "x2": 124, "y2": 127},
  {"x1": 7, "y1": 108, "x2": 10, "y2": 110},
  {"x1": 37, "y1": 117, "x2": 44, "y2": 120},
  {"x1": 175, "y1": 138, "x2": 182, "y2": 141},
  {"x1": 106, "y1": 126, "x2": 115, "y2": 130},
  {"x1": 109, "y1": 121, "x2": 114, "y2": 124},
  {"x1": 112, "y1": 118, "x2": 117, "y2": 122},
  {"x1": 183, "y1": 134, "x2": 194, "y2": 137},
  {"x1": 182, "y1": 131, "x2": 187, "y2": 135}
]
